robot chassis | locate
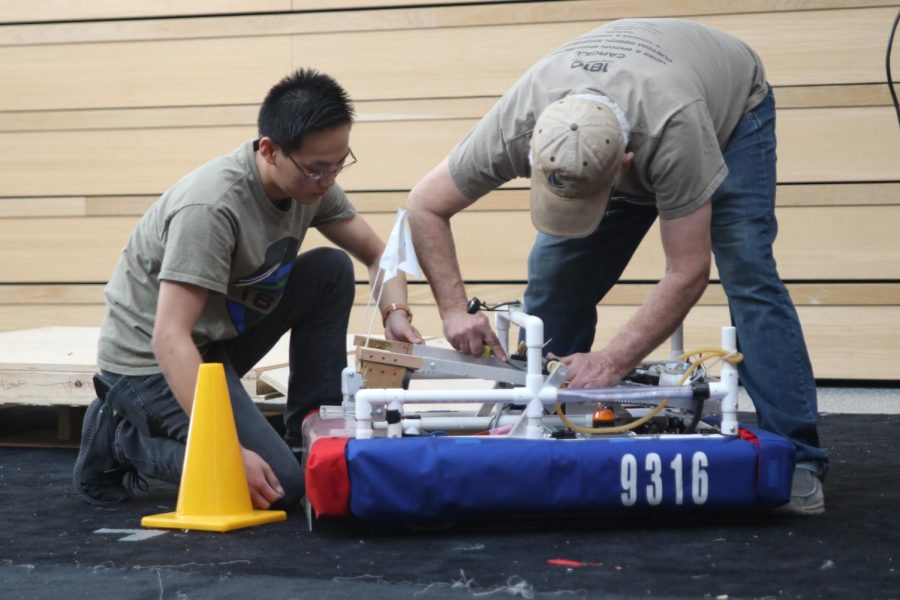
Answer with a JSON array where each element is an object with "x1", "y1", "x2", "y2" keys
[{"x1": 334, "y1": 300, "x2": 741, "y2": 442}]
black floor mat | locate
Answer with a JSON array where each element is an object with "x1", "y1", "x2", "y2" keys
[{"x1": 1, "y1": 413, "x2": 897, "y2": 599}]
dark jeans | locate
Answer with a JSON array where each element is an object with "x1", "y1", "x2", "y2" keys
[
  {"x1": 101, "y1": 247, "x2": 355, "y2": 509},
  {"x1": 524, "y1": 87, "x2": 828, "y2": 476}
]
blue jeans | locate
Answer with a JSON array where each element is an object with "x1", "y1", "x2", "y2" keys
[
  {"x1": 524, "y1": 88, "x2": 828, "y2": 475},
  {"x1": 100, "y1": 247, "x2": 355, "y2": 508}
]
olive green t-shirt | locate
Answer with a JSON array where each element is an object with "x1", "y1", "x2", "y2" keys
[
  {"x1": 97, "y1": 140, "x2": 356, "y2": 375},
  {"x1": 449, "y1": 18, "x2": 768, "y2": 219}
]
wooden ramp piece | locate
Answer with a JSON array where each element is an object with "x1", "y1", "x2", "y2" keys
[
  {"x1": 353, "y1": 335, "x2": 421, "y2": 389},
  {"x1": 256, "y1": 335, "x2": 497, "y2": 397}
]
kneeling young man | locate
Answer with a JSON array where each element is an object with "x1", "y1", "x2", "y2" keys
[{"x1": 74, "y1": 69, "x2": 422, "y2": 510}]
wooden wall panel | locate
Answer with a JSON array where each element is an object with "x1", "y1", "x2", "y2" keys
[
  {"x1": 1, "y1": 205, "x2": 898, "y2": 284},
  {"x1": 350, "y1": 304, "x2": 900, "y2": 380},
  {"x1": 0, "y1": 83, "x2": 894, "y2": 134},
  {"x1": 0, "y1": 306, "x2": 105, "y2": 332},
  {"x1": 292, "y1": 8, "x2": 894, "y2": 100},
  {"x1": 4, "y1": 282, "x2": 900, "y2": 314},
  {"x1": 291, "y1": 0, "x2": 513, "y2": 9},
  {"x1": 699, "y1": 8, "x2": 898, "y2": 86},
  {"x1": 612, "y1": 305, "x2": 900, "y2": 381},
  {"x1": 1, "y1": 1, "x2": 290, "y2": 24},
  {"x1": 3, "y1": 182, "x2": 899, "y2": 221},
  {"x1": 2, "y1": 293, "x2": 895, "y2": 380},
  {"x1": 1, "y1": 106, "x2": 897, "y2": 198},
  {"x1": 0, "y1": 217, "x2": 133, "y2": 283},
  {"x1": 778, "y1": 106, "x2": 900, "y2": 182},
  {"x1": 0, "y1": 8, "x2": 892, "y2": 111},
  {"x1": 1, "y1": 0, "x2": 517, "y2": 25},
  {"x1": 3, "y1": 2, "x2": 887, "y2": 47},
  {"x1": 0, "y1": 37, "x2": 292, "y2": 112},
  {"x1": 0, "y1": 127, "x2": 254, "y2": 198},
  {"x1": 0, "y1": 0, "x2": 896, "y2": 380},
  {"x1": 435, "y1": 205, "x2": 900, "y2": 282}
]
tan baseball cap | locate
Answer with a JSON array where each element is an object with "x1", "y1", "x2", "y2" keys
[{"x1": 530, "y1": 97, "x2": 625, "y2": 238}]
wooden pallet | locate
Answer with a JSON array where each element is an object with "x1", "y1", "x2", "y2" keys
[{"x1": 0, "y1": 326, "x2": 290, "y2": 446}]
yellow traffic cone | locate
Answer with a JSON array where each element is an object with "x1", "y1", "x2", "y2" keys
[{"x1": 141, "y1": 363, "x2": 286, "y2": 532}]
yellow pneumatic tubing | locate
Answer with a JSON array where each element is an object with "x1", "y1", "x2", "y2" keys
[{"x1": 553, "y1": 349, "x2": 743, "y2": 435}]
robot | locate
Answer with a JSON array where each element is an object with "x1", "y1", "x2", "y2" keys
[{"x1": 301, "y1": 300, "x2": 794, "y2": 525}]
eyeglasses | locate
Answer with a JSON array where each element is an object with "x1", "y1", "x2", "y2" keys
[{"x1": 284, "y1": 148, "x2": 357, "y2": 182}]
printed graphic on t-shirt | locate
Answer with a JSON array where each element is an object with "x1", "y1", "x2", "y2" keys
[
  {"x1": 553, "y1": 21, "x2": 674, "y2": 71},
  {"x1": 226, "y1": 236, "x2": 299, "y2": 333}
]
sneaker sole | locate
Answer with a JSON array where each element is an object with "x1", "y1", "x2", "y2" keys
[
  {"x1": 774, "y1": 502, "x2": 825, "y2": 516},
  {"x1": 72, "y1": 399, "x2": 126, "y2": 506},
  {"x1": 773, "y1": 489, "x2": 826, "y2": 516}
]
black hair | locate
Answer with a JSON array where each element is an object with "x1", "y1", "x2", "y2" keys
[{"x1": 258, "y1": 68, "x2": 355, "y2": 155}]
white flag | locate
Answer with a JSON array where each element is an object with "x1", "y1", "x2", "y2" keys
[{"x1": 379, "y1": 208, "x2": 422, "y2": 281}]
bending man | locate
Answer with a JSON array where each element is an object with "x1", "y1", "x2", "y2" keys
[{"x1": 406, "y1": 19, "x2": 827, "y2": 515}]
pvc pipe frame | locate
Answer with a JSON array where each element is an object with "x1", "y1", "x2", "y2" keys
[
  {"x1": 352, "y1": 307, "x2": 739, "y2": 440},
  {"x1": 718, "y1": 326, "x2": 739, "y2": 436}
]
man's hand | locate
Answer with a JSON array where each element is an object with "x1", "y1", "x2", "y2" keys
[
  {"x1": 554, "y1": 350, "x2": 627, "y2": 389},
  {"x1": 240, "y1": 446, "x2": 284, "y2": 510},
  {"x1": 443, "y1": 311, "x2": 508, "y2": 360},
  {"x1": 384, "y1": 310, "x2": 424, "y2": 344}
]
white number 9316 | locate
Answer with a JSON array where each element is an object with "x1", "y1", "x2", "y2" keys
[{"x1": 620, "y1": 452, "x2": 709, "y2": 506}]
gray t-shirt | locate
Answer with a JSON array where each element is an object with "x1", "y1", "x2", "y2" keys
[
  {"x1": 449, "y1": 18, "x2": 768, "y2": 219},
  {"x1": 98, "y1": 140, "x2": 356, "y2": 375}
]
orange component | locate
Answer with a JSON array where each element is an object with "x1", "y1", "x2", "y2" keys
[{"x1": 592, "y1": 405, "x2": 616, "y2": 427}]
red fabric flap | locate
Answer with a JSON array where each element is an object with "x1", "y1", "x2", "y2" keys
[{"x1": 305, "y1": 437, "x2": 351, "y2": 517}]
